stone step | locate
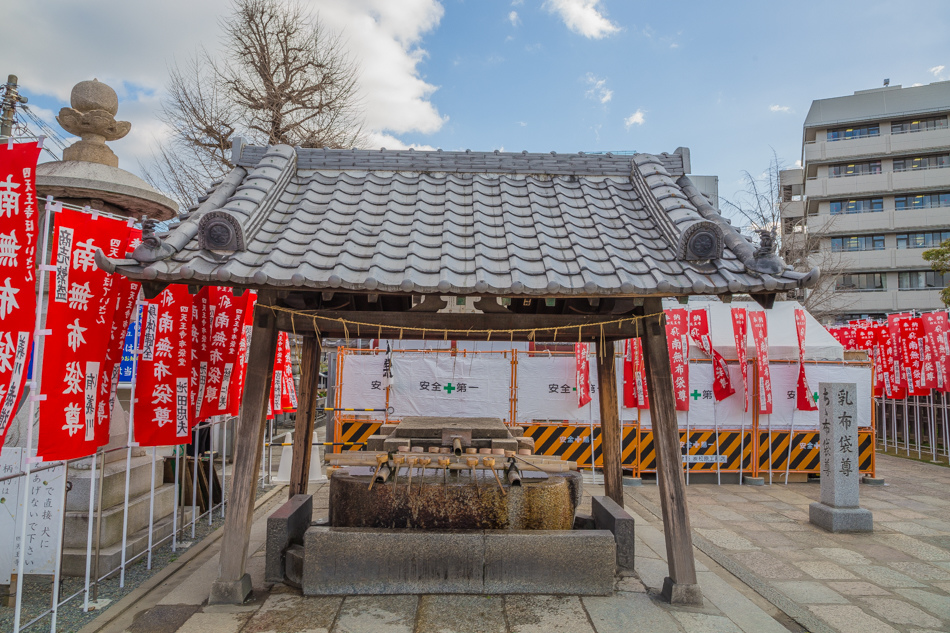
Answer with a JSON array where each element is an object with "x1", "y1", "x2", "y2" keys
[
  {"x1": 63, "y1": 483, "x2": 177, "y2": 549},
  {"x1": 66, "y1": 454, "x2": 167, "y2": 512},
  {"x1": 61, "y1": 508, "x2": 194, "y2": 577}
]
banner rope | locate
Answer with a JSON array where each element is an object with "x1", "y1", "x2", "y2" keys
[{"x1": 260, "y1": 304, "x2": 666, "y2": 340}]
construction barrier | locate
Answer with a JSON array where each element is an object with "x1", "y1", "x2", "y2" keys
[
  {"x1": 755, "y1": 429, "x2": 875, "y2": 475},
  {"x1": 637, "y1": 430, "x2": 754, "y2": 474}
]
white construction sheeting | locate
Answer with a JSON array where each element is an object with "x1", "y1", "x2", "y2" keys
[
  {"x1": 515, "y1": 355, "x2": 637, "y2": 423},
  {"x1": 761, "y1": 364, "x2": 872, "y2": 430},
  {"x1": 389, "y1": 354, "x2": 512, "y2": 419},
  {"x1": 638, "y1": 363, "x2": 753, "y2": 430}
]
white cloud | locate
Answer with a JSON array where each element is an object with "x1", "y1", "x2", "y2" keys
[
  {"x1": 364, "y1": 131, "x2": 435, "y2": 151},
  {"x1": 0, "y1": 0, "x2": 447, "y2": 171},
  {"x1": 584, "y1": 73, "x2": 612, "y2": 104},
  {"x1": 769, "y1": 104, "x2": 791, "y2": 113},
  {"x1": 624, "y1": 110, "x2": 645, "y2": 129},
  {"x1": 508, "y1": 11, "x2": 520, "y2": 26},
  {"x1": 543, "y1": 0, "x2": 619, "y2": 39},
  {"x1": 517, "y1": 121, "x2": 527, "y2": 127},
  {"x1": 930, "y1": 65, "x2": 945, "y2": 77},
  {"x1": 511, "y1": 0, "x2": 524, "y2": 5}
]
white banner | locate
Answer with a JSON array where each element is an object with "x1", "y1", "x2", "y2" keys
[
  {"x1": 339, "y1": 354, "x2": 388, "y2": 410},
  {"x1": 762, "y1": 364, "x2": 872, "y2": 430},
  {"x1": 389, "y1": 354, "x2": 512, "y2": 419}
]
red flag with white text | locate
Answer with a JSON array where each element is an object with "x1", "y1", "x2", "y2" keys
[
  {"x1": 731, "y1": 307, "x2": 749, "y2": 412},
  {"x1": 795, "y1": 308, "x2": 817, "y2": 411},
  {"x1": 688, "y1": 308, "x2": 734, "y2": 401},
  {"x1": 227, "y1": 293, "x2": 256, "y2": 417},
  {"x1": 898, "y1": 318, "x2": 929, "y2": 396},
  {"x1": 922, "y1": 311, "x2": 950, "y2": 392},
  {"x1": 574, "y1": 343, "x2": 591, "y2": 408},
  {"x1": 748, "y1": 311, "x2": 772, "y2": 414},
  {"x1": 0, "y1": 141, "x2": 41, "y2": 446},
  {"x1": 665, "y1": 308, "x2": 690, "y2": 411},
  {"x1": 135, "y1": 285, "x2": 194, "y2": 446},
  {"x1": 37, "y1": 208, "x2": 131, "y2": 460}
]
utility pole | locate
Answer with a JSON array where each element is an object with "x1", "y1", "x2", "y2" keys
[{"x1": 1, "y1": 74, "x2": 28, "y2": 139}]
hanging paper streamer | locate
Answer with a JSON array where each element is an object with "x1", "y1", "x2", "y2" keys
[
  {"x1": 665, "y1": 308, "x2": 689, "y2": 411},
  {"x1": 37, "y1": 208, "x2": 131, "y2": 460},
  {"x1": 135, "y1": 285, "x2": 194, "y2": 446},
  {"x1": 0, "y1": 141, "x2": 41, "y2": 446},
  {"x1": 795, "y1": 308, "x2": 817, "y2": 411},
  {"x1": 731, "y1": 307, "x2": 749, "y2": 412},
  {"x1": 575, "y1": 342, "x2": 591, "y2": 408},
  {"x1": 748, "y1": 311, "x2": 772, "y2": 414},
  {"x1": 688, "y1": 308, "x2": 734, "y2": 401}
]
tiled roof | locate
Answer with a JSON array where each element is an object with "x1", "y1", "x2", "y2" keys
[{"x1": 105, "y1": 146, "x2": 818, "y2": 297}]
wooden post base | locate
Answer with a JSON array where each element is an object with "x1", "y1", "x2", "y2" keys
[
  {"x1": 209, "y1": 573, "x2": 253, "y2": 605},
  {"x1": 662, "y1": 576, "x2": 703, "y2": 605}
]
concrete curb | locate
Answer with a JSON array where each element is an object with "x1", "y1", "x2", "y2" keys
[
  {"x1": 626, "y1": 492, "x2": 834, "y2": 633},
  {"x1": 78, "y1": 484, "x2": 288, "y2": 633}
]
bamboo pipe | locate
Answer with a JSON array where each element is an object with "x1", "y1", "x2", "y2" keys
[
  {"x1": 466, "y1": 457, "x2": 479, "y2": 492},
  {"x1": 407, "y1": 457, "x2": 419, "y2": 494},
  {"x1": 368, "y1": 453, "x2": 389, "y2": 491},
  {"x1": 506, "y1": 458, "x2": 522, "y2": 486},
  {"x1": 392, "y1": 455, "x2": 405, "y2": 490},
  {"x1": 483, "y1": 457, "x2": 506, "y2": 496},
  {"x1": 453, "y1": 437, "x2": 463, "y2": 456}
]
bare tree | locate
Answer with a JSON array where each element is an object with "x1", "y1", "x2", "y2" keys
[
  {"x1": 143, "y1": 0, "x2": 366, "y2": 209},
  {"x1": 720, "y1": 151, "x2": 853, "y2": 322}
]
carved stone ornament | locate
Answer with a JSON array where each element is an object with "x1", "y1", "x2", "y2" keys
[
  {"x1": 198, "y1": 211, "x2": 246, "y2": 252},
  {"x1": 746, "y1": 229, "x2": 785, "y2": 275},
  {"x1": 677, "y1": 221, "x2": 723, "y2": 261},
  {"x1": 56, "y1": 79, "x2": 131, "y2": 168}
]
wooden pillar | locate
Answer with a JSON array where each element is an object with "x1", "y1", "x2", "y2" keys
[
  {"x1": 596, "y1": 339, "x2": 624, "y2": 506},
  {"x1": 289, "y1": 334, "x2": 321, "y2": 498},
  {"x1": 210, "y1": 293, "x2": 279, "y2": 604},
  {"x1": 640, "y1": 297, "x2": 702, "y2": 605}
]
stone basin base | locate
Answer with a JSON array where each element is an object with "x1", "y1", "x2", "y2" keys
[{"x1": 301, "y1": 526, "x2": 616, "y2": 595}]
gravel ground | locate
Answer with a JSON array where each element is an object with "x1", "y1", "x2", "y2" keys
[{"x1": 0, "y1": 480, "x2": 278, "y2": 633}]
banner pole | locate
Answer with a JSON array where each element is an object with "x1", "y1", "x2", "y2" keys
[
  {"x1": 904, "y1": 397, "x2": 910, "y2": 456},
  {"x1": 119, "y1": 433, "x2": 132, "y2": 587},
  {"x1": 92, "y1": 448, "x2": 105, "y2": 601},
  {"x1": 881, "y1": 397, "x2": 888, "y2": 449},
  {"x1": 121, "y1": 298, "x2": 143, "y2": 583},
  {"x1": 767, "y1": 412, "x2": 773, "y2": 485},
  {"x1": 714, "y1": 394, "x2": 721, "y2": 486},
  {"x1": 943, "y1": 392, "x2": 949, "y2": 459},
  {"x1": 191, "y1": 425, "x2": 199, "y2": 538},
  {"x1": 684, "y1": 409, "x2": 690, "y2": 486},
  {"x1": 13, "y1": 194, "x2": 57, "y2": 631},
  {"x1": 49, "y1": 462, "x2": 69, "y2": 633},
  {"x1": 221, "y1": 419, "x2": 227, "y2": 519},
  {"x1": 146, "y1": 447, "x2": 155, "y2": 569},
  {"x1": 209, "y1": 419, "x2": 215, "y2": 526},
  {"x1": 929, "y1": 394, "x2": 937, "y2": 462},
  {"x1": 172, "y1": 450, "x2": 179, "y2": 552},
  {"x1": 82, "y1": 449, "x2": 98, "y2": 612},
  {"x1": 786, "y1": 413, "x2": 794, "y2": 486},
  {"x1": 915, "y1": 396, "x2": 922, "y2": 458}
]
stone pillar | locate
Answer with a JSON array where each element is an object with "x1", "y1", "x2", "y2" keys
[{"x1": 809, "y1": 382, "x2": 873, "y2": 533}]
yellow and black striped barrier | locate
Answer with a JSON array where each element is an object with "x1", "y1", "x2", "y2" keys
[
  {"x1": 264, "y1": 441, "x2": 367, "y2": 448},
  {"x1": 339, "y1": 421, "x2": 382, "y2": 452},
  {"x1": 638, "y1": 429, "x2": 753, "y2": 473},
  {"x1": 522, "y1": 424, "x2": 638, "y2": 468},
  {"x1": 756, "y1": 429, "x2": 875, "y2": 475},
  {"x1": 325, "y1": 407, "x2": 393, "y2": 413}
]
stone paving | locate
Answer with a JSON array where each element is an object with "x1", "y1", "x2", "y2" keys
[
  {"x1": 630, "y1": 453, "x2": 950, "y2": 633},
  {"x1": 81, "y1": 451, "x2": 950, "y2": 633}
]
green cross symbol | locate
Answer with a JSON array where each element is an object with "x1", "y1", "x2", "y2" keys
[
  {"x1": 691, "y1": 389, "x2": 702, "y2": 401},
  {"x1": 444, "y1": 383, "x2": 456, "y2": 394},
  {"x1": 812, "y1": 391, "x2": 819, "y2": 403}
]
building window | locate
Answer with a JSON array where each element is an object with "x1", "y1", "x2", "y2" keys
[
  {"x1": 896, "y1": 231, "x2": 950, "y2": 249},
  {"x1": 836, "y1": 273, "x2": 885, "y2": 292},
  {"x1": 898, "y1": 270, "x2": 950, "y2": 290},
  {"x1": 828, "y1": 161, "x2": 882, "y2": 178},
  {"x1": 836, "y1": 313, "x2": 887, "y2": 325},
  {"x1": 895, "y1": 192, "x2": 950, "y2": 210},
  {"x1": 827, "y1": 124, "x2": 880, "y2": 142},
  {"x1": 829, "y1": 198, "x2": 884, "y2": 214},
  {"x1": 891, "y1": 116, "x2": 949, "y2": 135},
  {"x1": 831, "y1": 235, "x2": 886, "y2": 252},
  {"x1": 893, "y1": 154, "x2": 950, "y2": 172}
]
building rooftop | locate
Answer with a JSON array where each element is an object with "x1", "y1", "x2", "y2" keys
[
  {"x1": 803, "y1": 81, "x2": 950, "y2": 129},
  {"x1": 102, "y1": 145, "x2": 817, "y2": 298}
]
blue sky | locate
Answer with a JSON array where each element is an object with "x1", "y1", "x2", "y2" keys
[{"x1": 6, "y1": 0, "x2": 950, "y2": 208}]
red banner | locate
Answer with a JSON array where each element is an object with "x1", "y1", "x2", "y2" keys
[
  {"x1": 795, "y1": 308, "x2": 817, "y2": 411},
  {"x1": 748, "y1": 310, "x2": 772, "y2": 414},
  {"x1": 922, "y1": 311, "x2": 950, "y2": 392},
  {"x1": 0, "y1": 141, "x2": 41, "y2": 445},
  {"x1": 226, "y1": 293, "x2": 256, "y2": 417},
  {"x1": 622, "y1": 339, "x2": 635, "y2": 408},
  {"x1": 871, "y1": 323, "x2": 887, "y2": 398},
  {"x1": 37, "y1": 208, "x2": 131, "y2": 460},
  {"x1": 279, "y1": 333, "x2": 297, "y2": 411},
  {"x1": 190, "y1": 286, "x2": 216, "y2": 423},
  {"x1": 135, "y1": 285, "x2": 194, "y2": 446},
  {"x1": 198, "y1": 289, "x2": 252, "y2": 418},
  {"x1": 574, "y1": 343, "x2": 591, "y2": 408},
  {"x1": 731, "y1": 307, "x2": 749, "y2": 412},
  {"x1": 887, "y1": 313, "x2": 909, "y2": 399},
  {"x1": 898, "y1": 318, "x2": 928, "y2": 397},
  {"x1": 687, "y1": 308, "x2": 734, "y2": 401},
  {"x1": 665, "y1": 308, "x2": 689, "y2": 411}
]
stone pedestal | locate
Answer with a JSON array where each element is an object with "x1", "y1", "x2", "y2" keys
[{"x1": 809, "y1": 382, "x2": 873, "y2": 533}]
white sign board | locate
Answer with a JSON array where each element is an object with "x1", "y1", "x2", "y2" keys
[{"x1": 0, "y1": 448, "x2": 22, "y2": 585}]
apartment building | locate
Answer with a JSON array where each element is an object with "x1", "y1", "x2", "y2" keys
[{"x1": 781, "y1": 81, "x2": 950, "y2": 322}]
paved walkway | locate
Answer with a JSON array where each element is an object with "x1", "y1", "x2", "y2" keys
[
  {"x1": 79, "y1": 452, "x2": 950, "y2": 633},
  {"x1": 630, "y1": 453, "x2": 950, "y2": 633}
]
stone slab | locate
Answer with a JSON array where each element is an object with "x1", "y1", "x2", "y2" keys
[
  {"x1": 382, "y1": 437, "x2": 410, "y2": 452},
  {"x1": 483, "y1": 530, "x2": 615, "y2": 595},
  {"x1": 490, "y1": 438, "x2": 519, "y2": 452},
  {"x1": 333, "y1": 595, "x2": 418, "y2": 633},
  {"x1": 583, "y1": 592, "x2": 682, "y2": 633},
  {"x1": 241, "y1": 593, "x2": 342, "y2": 633},
  {"x1": 591, "y1": 495, "x2": 635, "y2": 569},
  {"x1": 809, "y1": 502, "x2": 873, "y2": 533},
  {"x1": 393, "y1": 417, "x2": 511, "y2": 439},
  {"x1": 265, "y1": 494, "x2": 312, "y2": 582},
  {"x1": 415, "y1": 595, "x2": 506, "y2": 633},
  {"x1": 505, "y1": 595, "x2": 595, "y2": 633}
]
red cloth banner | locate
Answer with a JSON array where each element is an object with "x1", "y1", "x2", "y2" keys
[
  {"x1": 622, "y1": 339, "x2": 635, "y2": 408},
  {"x1": 37, "y1": 208, "x2": 131, "y2": 460},
  {"x1": 922, "y1": 311, "x2": 950, "y2": 392},
  {"x1": 898, "y1": 318, "x2": 929, "y2": 397},
  {"x1": 887, "y1": 313, "x2": 909, "y2": 399},
  {"x1": 190, "y1": 286, "x2": 217, "y2": 423},
  {"x1": 623, "y1": 338, "x2": 649, "y2": 409},
  {"x1": 574, "y1": 343, "x2": 591, "y2": 408},
  {"x1": 136, "y1": 285, "x2": 194, "y2": 446},
  {"x1": 871, "y1": 323, "x2": 887, "y2": 398},
  {"x1": 0, "y1": 141, "x2": 41, "y2": 446},
  {"x1": 731, "y1": 307, "x2": 749, "y2": 412},
  {"x1": 279, "y1": 333, "x2": 297, "y2": 411},
  {"x1": 226, "y1": 293, "x2": 256, "y2": 417},
  {"x1": 748, "y1": 311, "x2": 772, "y2": 414},
  {"x1": 794, "y1": 308, "x2": 817, "y2": 411},
  {"x1": 665, "y1": 308, "x2": 689, "y2": 411},
  {"x1": 687, "y1": 308, "x2": 734, "y2": 401},
  {"x1": 198, "y1": 289, "x2": 252, "y2": 418}
]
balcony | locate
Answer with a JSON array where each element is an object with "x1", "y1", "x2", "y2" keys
[
  {"x1": 805, "y1": 172, "x2": 888, "y2": 198},
  {"x1": 892, "y1": 166, "x2": 950, "y2": 192},
  {"x1": 804, "y1": 126, "x2": 950, "y2": 163},
  {"x1": 834, "y1": 249, "x2": 892, "y2": 271},
  {"x1": 780, "y1": 199, "x2": 805, "y2": 219}
]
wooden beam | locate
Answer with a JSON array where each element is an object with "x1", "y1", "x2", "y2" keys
[
  {"x1": 271, "y1": 309, "x2": 643, "y2": 342},
  {"x1": 595, "y1": 340, "x2": 623, "y2": 506},
  {"x1": 210, "y1": 292, "x2": 279, "y2": 604},
  {"x1": 289, "y1": 335, "x2": 321, "y2": 499},
  {"x1": 640, "y1": 297, "x2": 702, "y2": 605}
]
